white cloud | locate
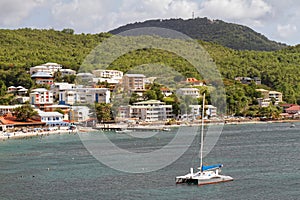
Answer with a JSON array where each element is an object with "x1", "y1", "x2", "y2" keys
[
  {"x1": 1, "y1": 0, "x2": 300, "y2": 44},
  {"x1": 50, "y1": 0, "x2": 198, "y2": 32},
  {"x1": 277, "y1": 24, "x2": 297, "y2": 38},
  {"x1": 0, "y1": 0, "x2": 44, "y2": 26},
  {"x1": 198, "y1": 0, "x2": 272, "y2": 26},
  {"x1": 112, "y1": 0, "x2": 198, "y2": 26},
  {"x1": 51, "y1": 0, "x2": 111, "y2": 31}
]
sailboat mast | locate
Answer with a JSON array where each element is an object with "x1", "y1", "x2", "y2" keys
[{"x1": 200, "y1": 93, "x2": 205, "y2": 172}]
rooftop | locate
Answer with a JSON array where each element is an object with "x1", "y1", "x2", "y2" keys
[
  {"x1": 38, "y1": 111, "x2": 63, "y2": 117},
  {"x1": 31, "y1": 88, "x2": 49, "y2": 92},
  {"x1": 286, "y1": 105, "x2": 300, "y2": 111},
  {"x1": 133, "y1": 100, "x2": 166, "y2": 105},
  {"x1": 124, "y1": 74, "x2": 146, "y2": 78},
  {"x1": 31, "y1": 71, "x2": 53, "y2": 78}
]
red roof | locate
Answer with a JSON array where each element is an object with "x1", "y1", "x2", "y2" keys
[
  {"x1": 186, "y1": 78, "x2": 201, "y2": 83},
  {"x1": 0, "y1": 116, "x2": 45, "y2": 126},
  {"x1": 184, "y1": 78, "x2": 205, "y2": 85},
  {"x1": 286, "y1": 105, "x2": 300, "y2": 111}
]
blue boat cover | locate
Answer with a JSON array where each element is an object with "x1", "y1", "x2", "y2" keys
[{"x1": 201, "y1": 164, "x2": 223, "y2": 171}]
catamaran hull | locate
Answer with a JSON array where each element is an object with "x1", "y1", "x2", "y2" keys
[
  {"x1": 198, "y1": 177, "x2": 233, "y2": 185},
  {"x1": 175, "y1": 177, "x2": 198, "y2": 185},
  {"x1": 176, "y1": 176, "x2": 233, "y2": 186}
]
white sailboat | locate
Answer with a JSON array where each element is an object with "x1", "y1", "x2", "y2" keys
[{"x1": 175, "y1": 93, "x2": 233, "y2": 185}]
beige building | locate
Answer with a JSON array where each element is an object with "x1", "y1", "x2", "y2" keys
[
  {"x1": 256, "y1": 89, "x2": 283, "y2": 107},
  {"x1": 122, "y1": 74, "x2": 146, "y2": 91}
]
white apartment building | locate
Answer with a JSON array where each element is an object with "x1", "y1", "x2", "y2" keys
[
  {"x1": 205, "y1": 105, "x2": 217, "y2": 117},
  {"x1": 30, "y1": 62, "x2": 62, "y2": 75},
  {"x1": 51, "y1": 82, "x2": 76, "y2": 100},
  {"x1": 176, "y1": 88, "x2": 201, "y2": 98},
  {"x1": 92, "y1": 77, "x2": 120, "y2": 85},
  {"x1": 30, "y1": 88, "x2": 53, "y2": 110},
  {"x1": 70, "y1": 106, "x2": 90, "y2": 122},
  {"x1": 38, "y1": 111, "x2": 68, "y2": 126},
  {"x1": 189, "y1": 105, "x2": 202, "y2": 117},
  {"x1": 257, "y1": 98, "x2": 271, "y2": 107},
  {"x1": 182, "y1": 104, "x2": 217, "y2": 120},
  {"x1": 59, "y1": 88, "x2": 110, "y2": 105},
  {"x1": 60, "y1": 69, "x2": 76, "y2": 76},
  {"x1": 93, "y1": 69, "x2": 123, "y2": 79},
  {"x1": 128, "y1": 100, "x2": 173, "y2": 122},
  {"x1": 7, "y1": 86, "x2": 28, "y2": 96},
  {"x1": 0, "y1": 105, "x2": 23, "y2": 115}
]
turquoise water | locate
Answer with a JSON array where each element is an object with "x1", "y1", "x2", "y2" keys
[{"x1": 0, "y1": 123, "x2": 299, "y2": 200}]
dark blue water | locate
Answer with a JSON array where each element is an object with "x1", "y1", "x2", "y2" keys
[{"x1": 1, "y1": 123, "x2": 299, "y2": 200}]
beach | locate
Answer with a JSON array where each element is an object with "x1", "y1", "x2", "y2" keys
[
  {"x1": 0, "y1": 129, "x2": 74, "y2": 141},
  {"x1": 0, "y1": 126, "x2": 98, "y2": 141},
  {"x1": 1, "y1": 118, "x2": 299, "y2": 141}
]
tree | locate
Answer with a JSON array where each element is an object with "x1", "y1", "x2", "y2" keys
[
  {"x1": 13, "y1": 104, "x2": 38, "y2": 122},
  {"x1": 95, "y1": 103, "x2": 112, "y2": 122},
  {"x1": 143, "y1": 90, "x2": 157, "y2": 100},
  {"x1": 129, "y1": 92, "x2": 140, "y2": 105},
  {"x1": 61, "y1": 28, "x2": 74, "y2": 35},
  {"x1": 54, "y1": 71, "x2": 63, "y2": 82},
  {"x1": 63, "y1": 75, "x2": 76, "y2": 84},
  {"x1": 0, "y1": 80, "x2": 6, "y2": 96}
]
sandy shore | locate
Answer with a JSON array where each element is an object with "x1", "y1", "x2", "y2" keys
[
  {"x1": 1, "y1": 119, "x2": 298, "y2": 141},
  {"x1": 0, "y1": 129, "x2": 73, "y2": 141},
  {"x1": 0, "y1": 126, "x2": 98, "y2": 141}
]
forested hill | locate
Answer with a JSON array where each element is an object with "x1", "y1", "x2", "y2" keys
[
  {"x1": 110, "y1": 18, "x2": 286, "y2": 51},
  {"x1": 0, "y1": 28, "x2": 300, "y2": 104},
  {"x1": 0, "y1": 28, "x2": 110, "y2": 70}
]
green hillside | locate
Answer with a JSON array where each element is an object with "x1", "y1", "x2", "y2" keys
[
  {"x1": 0, "y1": 28, "x2": 110, "y2": 70},
  {"x1": 109, "y1": 18, "x2": 287, "y2": 51},
  {"x1": 0, "y1": 28, "x2": 300, "y2": 107}
]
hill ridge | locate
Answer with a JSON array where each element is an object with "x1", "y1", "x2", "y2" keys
[{"x1": 110, "y1": 18, "x2": 287, "y2": 51}]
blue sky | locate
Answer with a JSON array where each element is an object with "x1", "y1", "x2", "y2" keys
[{"x1": 0, "y1": 0, "x2": 299, "y2": 45}]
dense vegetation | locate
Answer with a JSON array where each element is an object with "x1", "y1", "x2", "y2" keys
[
  {"x1": 109, "y1": 18, "x2": 286, "y2": 51},
  {"x1": 0, "y1": 28, "x2": 300, "y2": 117},
  {"x1": 0, "y1": 28, "x2": 110, "y2": 69},
  {"x1": 200, "y1": 41, "x2": 300, "y2": 104}
]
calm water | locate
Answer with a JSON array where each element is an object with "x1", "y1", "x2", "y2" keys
[{"x1": 1, "y1": 123, "x2": 299, "y2": 200}]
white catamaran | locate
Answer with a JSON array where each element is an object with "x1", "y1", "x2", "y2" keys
[{"x1": 175, "y1": 93, "x2": 233, "y2": 185}]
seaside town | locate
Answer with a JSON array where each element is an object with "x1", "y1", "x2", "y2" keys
[
  {"x1": 1, "y1": 62, "x2": 299, "y2": 140},
  {"x1": 2, "y1": 0, "x2": 300, "y2": 198}
]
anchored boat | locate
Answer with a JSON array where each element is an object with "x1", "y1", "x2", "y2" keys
[{"x1": 175, "y1": 93, "x2": 233, "y2": 185}]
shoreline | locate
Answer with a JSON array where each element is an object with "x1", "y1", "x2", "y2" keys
[
  {"x1": 1, "y1": 119, "x2": 299, "y2": 141},
  {"x1": 0, "y1": 126, "x2": 98, "y2": 141},
  {"x1": 0, "y1": 129, "x2": 77, "y2": 141}
]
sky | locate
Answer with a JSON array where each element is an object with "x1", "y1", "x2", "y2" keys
[{"x1": 0, "y1": 0, "x2": 299, "y2": 45}]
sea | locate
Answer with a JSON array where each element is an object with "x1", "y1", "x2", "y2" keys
[{"x1": 0, "y1": 122, "x2": 299, "y2": 200}]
